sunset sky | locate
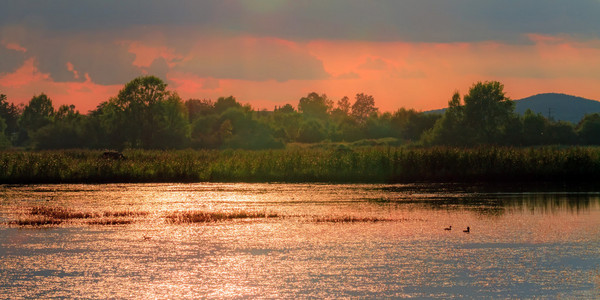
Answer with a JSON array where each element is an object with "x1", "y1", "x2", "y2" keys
[{"x1": 2, "y1": 0, "x2": 600, "y2": 113}]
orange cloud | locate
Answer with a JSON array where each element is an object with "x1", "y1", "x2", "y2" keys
[
  {"x1": 2, "y1": 33, "x2": 600, "y2": 115},
  {"x1": 124, "y1": 41, "x2": 181, "y2": 68},
  {"x1": 0, "y1": 58, "x2": 120, "y2": 113},
  {"x1": 2, "y1": 41, "x2": 27, "y2": 52}
]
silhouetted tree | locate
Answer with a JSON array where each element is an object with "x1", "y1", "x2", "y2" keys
[
  {"x1": 546, "y1": 121, "x2": 577, "y2": 145},
  {"x1": 185, "y1": 98, "x2": 214, "y2": 121},
  {"x1": 351, "y1": 93, "x2": 378, "y2": 124},
  {"x1": 297, "y1": 119, "x2": 327, "y2": 143},
  {"x1": 462, "y1": 81, "x2": 514, "y2": 143},
  {"x1": 0, "y1": 94, "x2": 20, "y2": 143},
  {"x1": 298, "y1": 92, "x2": 332, "y2": 120},
  {"x1": 522, "y1": 109, "x2": 546, "y2": 145},
  {"x1": 214, "y1": 96, "x2": 242, "y2": 114},
  {"x1": 19, "y1": 93, "x2": 55, "y2": 146},
  {"x1": 577, "y1": 113, "x2": 600, "y2": 145},
  {"x1": 0, "y1": 115, "x2": 10, "y2": 148},
  {"x1": 101, "y1": 76, "x2": 189, "y2": 149},
  {"x1": 424, "y1": 82, "x2": 515, "y2": 145}
]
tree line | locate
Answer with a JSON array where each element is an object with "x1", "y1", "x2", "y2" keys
[{"x1": 1, "y1": 76, "x2": 599, "y2": 150}]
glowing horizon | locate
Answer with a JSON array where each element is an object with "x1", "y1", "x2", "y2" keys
[{"x1": 2, "y1": 1, "x2": 600, "y2": 113}]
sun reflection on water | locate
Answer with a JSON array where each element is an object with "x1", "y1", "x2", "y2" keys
[{"x1": 1, "y1": 183, "x2": 599, "y2": 298}]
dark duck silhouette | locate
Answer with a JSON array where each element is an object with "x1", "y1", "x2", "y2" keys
[
  {"x1": 444, "y1": 226, "x2": 452, "y2": 231},
  {"x1": 463, "y1": 226, "x2": 470, "y2": 233}
]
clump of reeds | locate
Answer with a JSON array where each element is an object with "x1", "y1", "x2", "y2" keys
[
  {"x1": 87, "y1": 218, "x2": 133, "y2": 225},
  {"x1": 165, "y1": 210, "x2": 279, "y2": 223},
  {"x1": 10, "y1": 206, "x2": 148, "y2": 226},
  {"x1": 102, "y1": 210, "x2": 149, "y2": 217},
  {"x1": 30, "y1": 206, "x2": 96, "y2": 219},
  {"x1": 311, "y1": 215, "x2": 393, "y2": 223},
  {"x1": 9, "y1": 216, "x2": 63, "y2": 226}
]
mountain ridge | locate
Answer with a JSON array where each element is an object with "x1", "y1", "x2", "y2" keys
[{"x1": 425, "y1": 93, "x2": 600, "y2": 124}]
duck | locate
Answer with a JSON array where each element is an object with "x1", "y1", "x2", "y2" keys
[
  {"x1": 444, "y1": 226, "x2": 452, "y2": 231},
  {"x1": 463, "y1": 226, "x2": 470, "y2": 233}
]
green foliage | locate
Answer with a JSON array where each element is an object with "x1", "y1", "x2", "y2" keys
[
  {"x1": 425, "y1": 82, "x2": 515, "y2": 145},
  {"x1": 32, "y1": 108, "x2": 88, "y2": 149},
  {"x1": 100, "y1": 76, "x2": 189, "y2": 149},
  {"x1": 1, "y1": 79, "x2": 599, "y2": 150},
  {"x1": 2, "y1": 147, "x2": 600, "y2": 184},
  {"x1": 185, "y1": 98, "x2": 214, "y2": 121},
  {"x1": 19, "y1": 93, "x2": 55, "y2": 146},
  {"x1": 214, "y1": 96, "x2": 242, "y2": 114},
  {"x1": 522, "y1": 109, "x2": 547, "y2": 145},
  {"x1": 351, "y1": 93, "x2": 378, "y2": 123},
  {"x1": 463, "y1": 81, "x2": 514, "y2": 142},
  {"x1": 577, "y1": 113, "x2": 600, "y2": 145},
  {"x1": 0, "y1": 94, "x2": 20, "y2": 143},
  {"x1": 298, "y1": 92, "x2": 332, "y2": 120},
  {"x1": 219, "y1": 107, "x2": 283, "y2": 149},
  {"x1": 0, "y1": 116, "x2": 10, "y2": 149},
  {"x1": 297, "y1": 120, "x2": 327, "y2": 143}
]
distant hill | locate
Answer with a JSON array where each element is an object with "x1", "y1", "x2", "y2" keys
[
  {"x1": 514, "y1": 93, "x2": 600, "y2": 124},
  {"x1": 425, "y1": 93, "x2": 600, "y2": 124}
]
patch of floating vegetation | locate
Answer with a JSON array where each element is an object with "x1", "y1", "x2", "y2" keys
[
  {"x1": 311, "y1": 215, "x2": 394, "y2": 223},
  {"x1": 165, "y1": 210, "x2": 279, "y2": 223},
  {"x1": 87, "y1": 218, "x2": 133, "y2": 226},
  {"x1": 6, "y1": 205, "x2": 417, "y2": 227},
  {"x1": 5, "y1": 206, "x2": 149, "y2": 227},
  {"x1": 102, "y1": 210, "x2": 149, "y2": 218},
  {"x1": 30, "y1": 206, "x2": 95, "y2": 219},
  {"x1": 10, "y1": 216, "x2": 63, "y2": 226}
]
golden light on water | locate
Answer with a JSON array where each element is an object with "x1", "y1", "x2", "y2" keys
[{"x1": 1, "y1": 183, "x2": 599, "y2": 298}]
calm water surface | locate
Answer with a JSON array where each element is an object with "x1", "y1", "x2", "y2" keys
[{"x1": 1, "y1": 183, "x2": 599, "y2": 298}]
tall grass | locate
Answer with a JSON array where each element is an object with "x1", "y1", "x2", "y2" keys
[
  {"x1": 1, "y1": 146, "x2": 599, "y2": 183},
  {"x1": 165, "y1": 210, "x2": 279, "y2": 223}
]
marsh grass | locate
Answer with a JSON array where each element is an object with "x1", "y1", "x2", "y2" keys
[
  {"x1": 311, "y1": 215, "x2": 394, "y2": 223},
  {"x1": 30, "y1": 206, "x2": 96, "y2": 219},
  {"x1": 2, "y1": 147, "x2": 600, "y2": 183},
  {"x1": 87, "y1": 218, "x2": 133, "y2": 225},
  {"x1": 102, "y1": 210, "x2": 149, "y2": 218},
  {"x1": 6, "y1": 206, "x2": 150, "y2": 227},
  {"x1": 165, "y1": 210, "x2": 279, "y2": 223},
  {"x1": 10, "y1": 216, "x2": 63, "y2": 226}
]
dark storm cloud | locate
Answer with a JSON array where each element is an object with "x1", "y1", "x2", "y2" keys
[
  {"x1": 0, "y1": 46, "x2": 27, "y2": 74},
  {"x1": 2, "y1": 0, "x2": 599, "y2": 43},
  {"x1": 174, "y1": 37, "x2": 330, "y2": 82},
  {"x1": 2, "y1": 0, "x2": 599, "y2": 85},
  {"x1": 2, "y1": 29, "x2": 143, "y2": 85}
]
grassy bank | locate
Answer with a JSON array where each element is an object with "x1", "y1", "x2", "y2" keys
[{"x1": 1, "y1": 146, "x2": 599, "y2": 183}]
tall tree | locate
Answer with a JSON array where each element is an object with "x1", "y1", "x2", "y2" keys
[
  {"x1": 462, "y1": 81, "x2": 514, "y2": 143},
  {"x1": 0, "y1": 94, "x2": 21, "y2": 142},
  {"x1": 19, "y1": 93, "x2": 54, "y2": 145},
  {"x1": 424, "y1": 82, "x2": 515, "y2": 145},
  {"x1": 185, "y1": 98, "x2": 214, "y2": 121},
  {"x1": 337, "y1": 96, "x2": 351, "y2": 115},
  {"x1": 298, "y1": 92, "x2": 332, "y2": 120},
  {"x1": 577, "y1": 113, "x2": 600, "y2": 145},
  {"x1": 101, "y1": 76, "x2": 189, "y2": 149},
  {"x1": 351, "y1": 93, "x2": 378, "y2": 124}
]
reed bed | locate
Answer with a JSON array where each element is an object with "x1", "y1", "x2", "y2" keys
[
  {"x1": 9, "y1": 216, "x2": 63, "y2": 226},
  {"x1": 102, "y1": 210, "x2": 149, "y2": 218},
  {"x1": 87, "y1": 218, "x2": 133, "y2": 225},
  {"x1": 311, "y1": 215, "x2": 394, "y2": 223},
  {"x1": 165, "y1": 210, "x2": 279, "y2": 223},
  {"x1": 1, "y1": 146, "x2": 599, "y2": 183},
  {"x1": 30, "y1": 206, "x2": 95, "y2": 219},
  {"x1": 6, "y1": 206, "x2": 149, "y2": 227}
]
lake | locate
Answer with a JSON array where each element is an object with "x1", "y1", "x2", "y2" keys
[{"x1": 1, "y1": 183, "x2": 599, "y2": 298}]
